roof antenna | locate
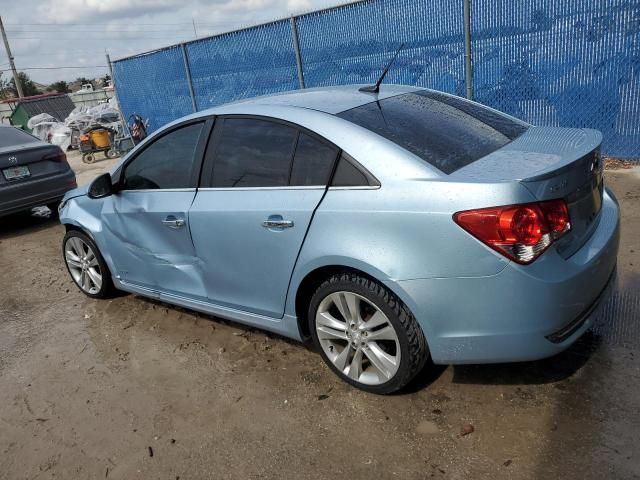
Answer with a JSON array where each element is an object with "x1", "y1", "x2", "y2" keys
[{"x1": 359, "y1": 43, "x2": 405, "y2": 94}]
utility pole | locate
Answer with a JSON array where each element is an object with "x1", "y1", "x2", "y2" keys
[
  {"x1": 0, "y1": 16, "x2": 23, "y2": 98},
  {"x1": 192, "y1": 18, "x2": 198, "y2": 39}
]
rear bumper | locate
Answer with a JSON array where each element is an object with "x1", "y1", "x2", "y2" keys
[
  {"x1": 0, "y1": 169, "x2": 76, "y2": 216},
  {"x1": 390, "y1": 188, "x2": 620, "y2": 364}
]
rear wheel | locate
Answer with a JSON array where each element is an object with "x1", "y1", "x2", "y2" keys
[
  {"x1": 309, "y1": 272, "x2": 428, "y2": 394},
  {"x1": 82, "y1": 153, "x2": 95, "y2": 164},
  {"x1": 63, "y1": 230, "x2": 115, "y2": 298}
]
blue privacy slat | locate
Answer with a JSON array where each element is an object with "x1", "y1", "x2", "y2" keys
[
  {"x1": 186, "y1": 20, "x2": 298, "y2": 111},
  {"x1": 112, "y1": 0, "x2": 640, "y2": 158},
  {"x1": 112, "y1": 46, "x2": 194, "y2": 133},
  {"x1": 296, "y1": 0, "x2": 465, "y2": 94},
  {"x1": 472, "y1": 0, "x2": 640, "y2": 157}
]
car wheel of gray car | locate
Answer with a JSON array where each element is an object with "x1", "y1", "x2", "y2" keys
[
  {"x1": 63, "y1": 230, "x2": 115, "y2": 299},
  {"x1": 47, "y1": 201, "x2": 60, "y2": 217},
  {"x1": 309, "y1": 272, "x2": 428, "y2": 394}
]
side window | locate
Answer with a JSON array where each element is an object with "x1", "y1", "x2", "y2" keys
[
  {"x1": 210, "y1": 118, "x2": 297, "y2": 188},
  {"x1": 122, "y1": 122, "x2": 204, "y2": 190},
  {"x1": 331, "y1": 154, "x2": 376, "y2": 187},
  {"x1": 289, "y1": 133, "x2": 338, "y2": 186}
]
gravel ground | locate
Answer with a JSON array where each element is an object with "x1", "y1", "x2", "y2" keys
[{"x1": 1, "y1": 151, "x2": 639, "y2": 480}]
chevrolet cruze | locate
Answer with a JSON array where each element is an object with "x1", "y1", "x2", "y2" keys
[{"x1": 59, "y1": 85, "x2": 619, "y2": 393}]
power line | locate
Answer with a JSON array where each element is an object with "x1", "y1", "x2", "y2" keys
[
  {"x1": 4, "y1": 22, "x2": 241, "y2": 26},
  {"x1": 16, "y1": 65, "x2": 109, "y2": 70},
  {"x1": 8, "y1": 29, "x2": 195, "y2": 33},
  {"x1": 5, "y1": 36, "x2": 196, "y2": 41}
]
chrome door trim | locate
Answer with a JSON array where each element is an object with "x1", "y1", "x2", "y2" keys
[
  {"x1": 328, "y1": 185, "x2": 381, "y2": 191},
  {"x1": 118, "y1": 188, "x2": 197, "y2": 193},
  {"x1": 197, "y1": 186, "x2": 325, "y2": 192}
]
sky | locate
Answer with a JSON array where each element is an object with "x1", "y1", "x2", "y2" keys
[{"x1": 0, "y1": 0, "x2": 351, "y2": 86}]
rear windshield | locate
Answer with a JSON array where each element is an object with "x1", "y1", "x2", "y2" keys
[
  {"x1": 337, "y1": 90, "x2": 529, "y2": 174},
  {"x1": 0, "y1": 127, "x2": 39, "y2": 146}
]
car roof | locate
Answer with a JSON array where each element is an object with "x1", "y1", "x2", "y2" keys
[
  {"x1": 119, "y1": 85, "x2": 442, "y2": 182},
  {"x1": 200, "y1": 84, "x2": 423, "y2": 116}
]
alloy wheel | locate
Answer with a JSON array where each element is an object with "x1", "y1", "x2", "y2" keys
[
  {"x1": 64, "y1": 237, "x2": 103, "y2": 295},
  {"x1": 315, "y1": 291, "x2": 401, "y2": 385}
]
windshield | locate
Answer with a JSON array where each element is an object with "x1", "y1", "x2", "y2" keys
[{"x1": 337, "y1": 90, "x2": 529, "y2": 174}]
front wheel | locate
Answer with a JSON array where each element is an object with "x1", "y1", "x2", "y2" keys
[
  {"x1": 62, "y1": 230, "x2": 115, "y2": 298},
  {"x1": 309, "y1": 272, "x2": 428, "y2": 394}
]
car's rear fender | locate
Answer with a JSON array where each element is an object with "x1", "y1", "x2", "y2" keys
[
  {"x1": 285, "y1": 178, "x2": 535, "y2": 323},
  {"x1": 290, "y1": 178, "x2": 534, "y2": 282}
]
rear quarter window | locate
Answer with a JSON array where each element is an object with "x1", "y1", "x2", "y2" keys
[
  {"x1": 0, "y1": 127, "x2": 39, "y2": 146},
  {"x1": 337, "y1": 90, "x2": 529, "y2": 174}
]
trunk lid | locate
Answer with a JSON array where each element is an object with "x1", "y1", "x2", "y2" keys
[
  {"x1": 452, "y1": 127, "x2": 604, "y2": 258},
  {"x1": 0, "y1": 143, "x2": 57, "y2": 168},
  {"x1": 0, "y1": 143, "x2": 71, "y2": 186}
]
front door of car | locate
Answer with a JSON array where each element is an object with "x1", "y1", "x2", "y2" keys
[
  {"x1": 102, "y1": 120, "x2": 210, "y2": 298},
  {"x1": 189, "y1": 117, "x2": 339, "y2": 318}
]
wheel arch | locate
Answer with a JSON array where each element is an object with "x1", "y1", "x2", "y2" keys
[
  {"x1": 62, "y1": 220, "x2": 117, "y2": 281},
  {"x1": 292, "y1": 262, "x2": 426, "y2": 345}
]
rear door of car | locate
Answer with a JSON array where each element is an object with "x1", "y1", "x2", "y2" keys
[
  {"x1": 189, "y1": 116, "x2": 339, "y2": 318},
  {"x1": 102, "y1": 119, "x2": 211, "y2": 297}
]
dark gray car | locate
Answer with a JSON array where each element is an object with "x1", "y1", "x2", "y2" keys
[{"x1": 0, "y1": 125, "x2": 76, "y2": 217}]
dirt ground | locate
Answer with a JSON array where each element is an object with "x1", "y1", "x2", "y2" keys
[{"x1": 1, "y1": 151, "x2": 639, "y2": 480}]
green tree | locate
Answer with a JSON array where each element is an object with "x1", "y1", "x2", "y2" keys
[
  {"x1": 9, "y1": 72, "x2": 41, "y2": 97},
  {"x1": 48, "y1": 80, "x2": 71, "y2": 93},
  {"x1": 0, "y1": 72, "x2": 10, "y2": 99},
  {"x1": 100, "y1": 74, "x2": 111, "y2": 86},
  {"x1": 75, "y1": 76, "x2": 94, "y2": 87}
]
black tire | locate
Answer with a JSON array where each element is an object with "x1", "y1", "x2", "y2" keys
[
  {"x1": 47, "y1": 201, "x2": 60, "y2": 218},
  {"x1": 62, "y1": 230, "x2": 116, "y2": 299},
  {"x1": 308, "y1": 272, "x2": 428, "y2": 394}
]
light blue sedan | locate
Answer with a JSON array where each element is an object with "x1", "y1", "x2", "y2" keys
[{"x1": 59, "y1": 85, "x2": 619, "y2": 393}]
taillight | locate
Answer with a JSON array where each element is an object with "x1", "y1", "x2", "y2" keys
[
  {"x1": 453, "y1": 199, "x2": 571, "y2": 264},
  {"x1": 43, "y1": 151, "x2": 67, "y2": 163}
]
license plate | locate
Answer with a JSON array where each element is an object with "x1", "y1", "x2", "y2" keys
[{"x1": 3, "y1": 165, "x2": 30, "y2": 180}]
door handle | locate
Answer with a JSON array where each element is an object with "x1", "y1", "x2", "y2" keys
[
  {"x1": 262, "y1": 215, "x2": 294, "y2": 230},
  {"x1": 162, "y1": 216, "x2": 185, "y2": 229}
]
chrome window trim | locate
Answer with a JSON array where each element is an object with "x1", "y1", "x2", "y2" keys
[
  {"x1": 197, "y1": 186, "x2": 325, "y2": 192},
  {"x1": 118, "y1": 188, "x2": 197, "y2": 193},
  {"x1": 328, "y1": 185, "x2": 381, "y2": 191}
]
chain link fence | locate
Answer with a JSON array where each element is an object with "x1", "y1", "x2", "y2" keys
[{"x1": 112, "y1": 0, "x2": 640, "y2": 159}]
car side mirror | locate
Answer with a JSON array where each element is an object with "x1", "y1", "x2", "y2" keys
[{"x1": 88, "y1": 173, "x2": 115, "y2": 199}]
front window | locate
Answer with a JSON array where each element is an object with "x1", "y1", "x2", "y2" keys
[
  {"x1": 122, "y1": 122, "x2": 204, "y2": 190},
  {"x1": 337, "y1": 90, "x2": 529, "y2": 174}
]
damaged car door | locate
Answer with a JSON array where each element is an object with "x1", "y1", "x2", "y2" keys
[{"x1": 102, "y1": 120, "x2": 209, "y2": 298}]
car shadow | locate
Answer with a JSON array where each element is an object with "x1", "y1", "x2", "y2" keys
[
  {"x1": 450, "y1": 331, "x2": 602, "y2": 386},
  {"x1": 0, "y1": 207, "x2": 60, "y2": 240},
  {"x1": 398, "y1": 331, "x2": 602, "y2": 394},
  {"x1": 134, "y1": 295, "x2": 312, "y2": 350}
]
